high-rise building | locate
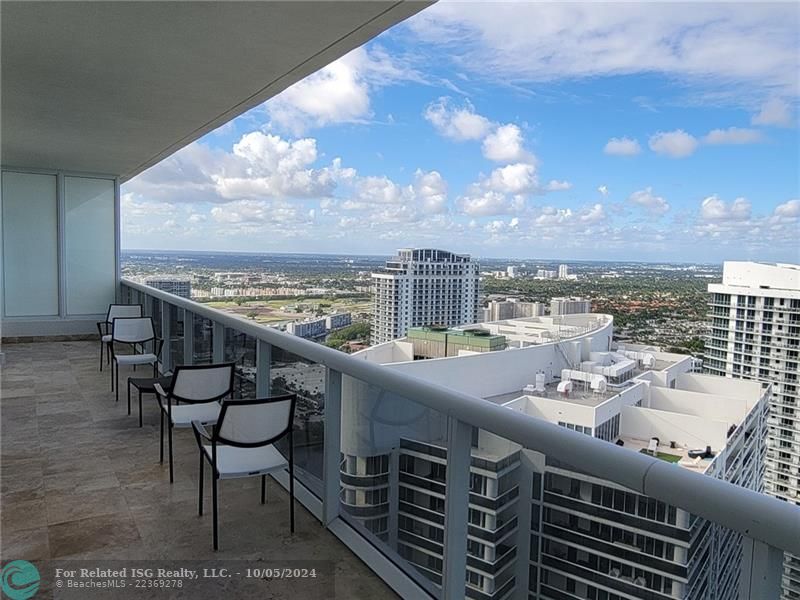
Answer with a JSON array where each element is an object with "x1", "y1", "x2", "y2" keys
[
  {"x1": 144, "y1": 276, "x2": 192, "y2": 299},
  {"x1": 286, "y1": 316, "x2": 327, "y2": 339},
  {"x1": 341, "y1": 315, "x2": 768, "y2": 599},
  {"x1": 485, "y1": 298, "x2": 545, "y2": 321},
  {"x1": 558, "y1": 264, "x2": 569, "y2": 279},
  {"x1": 371, "y1": 248, "x2": 480, "y2": 345},
  {"x1": 706, "y1": 261, "x2": 800, "y2": 599},
  {"x1": 550, "y1": 296, "x2": 592, "y2": 315}
]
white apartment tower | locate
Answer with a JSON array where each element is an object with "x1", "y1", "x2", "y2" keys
[
  {"x1": 371, "y1": 248, "x2": 480, "y2": 345},
  {"x1": 706, "y1": 261, "x2": 800, "y2": 599},
  {"x1": 551, "y1": 297, "x2": 592, "y2": 316},
  {"x1": 340, "y1": 315, "x2": 769, "y2": 600}
]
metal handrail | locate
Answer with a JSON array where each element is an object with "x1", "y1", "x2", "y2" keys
[{"x1": 122, "y1": 278, "x2": 800, "y2": 555}]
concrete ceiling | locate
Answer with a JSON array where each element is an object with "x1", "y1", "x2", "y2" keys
[{"x1": 1, "y1": 1, "x2": 430, "y2": 181}]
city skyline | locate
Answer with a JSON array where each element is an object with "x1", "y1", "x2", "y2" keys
[{"x1": 121, "y1": 2, "x2": 799, "y2": 264}]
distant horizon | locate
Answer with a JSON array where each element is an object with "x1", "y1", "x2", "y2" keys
[{"x1": 121, "y1": 247, "x2": 729, "y2": 267}]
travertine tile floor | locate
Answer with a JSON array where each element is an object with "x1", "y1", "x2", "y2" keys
[{"x1": 0, "y1": 341, "x2": 396, "y2": 599}]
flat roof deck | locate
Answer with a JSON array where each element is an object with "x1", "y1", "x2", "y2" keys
[
  {"x1": 0, "y1": 340, "x2": 395, "y2": 599},
  {"x1": 620, "y1": 436, "x2": 713, "y2": 473}
]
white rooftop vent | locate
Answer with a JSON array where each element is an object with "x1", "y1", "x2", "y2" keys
[
  {"x1": 591, "y1": 376, "x2": 608, "y2": 393},
  {"x1": 556, "y1": 380, "x2": 573, "y2": 396},
  {"x1": 535, "y1": 372, "x2": 546, "y2": 392}
]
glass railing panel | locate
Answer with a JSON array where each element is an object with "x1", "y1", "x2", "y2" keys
[
  {"x1": 151, "y1": 296, "x2": 162, "y2": 338},
  {"x1": 224, "y1": 327, "x2": 256, "y2": 399},
  {"x1": 339, "y1": 375, "x2": 449, "y2": 598},
  {"x1": 192, "y1": 314, "x2": 214, "y2": 364},
  {"x1": 270, "y1": 346, "x2": 326, "y2": 496},
  {"x1": 168, "y1": 304, "x2": 184, "y2": 369}
]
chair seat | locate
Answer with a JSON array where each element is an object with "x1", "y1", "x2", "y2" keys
[
  {"x1": 169, "y1": 402, "x2": 220, "y2": 427},
  {"x1": 203, "y1": 444, "x2": 287, "y2": 479},
  {"x1": 129, "y1": 376, "x2": 172, "y2": 394},
  {"x1": 115, "y1": 353, "x2": 157, "y2": 365},
  {"x1": 101, "y1": 334, "x2": 112, "y2": 343}
]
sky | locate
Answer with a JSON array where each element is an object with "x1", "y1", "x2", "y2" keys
[{"x1": 121, "y1": 1, "x2": 800, "y2": 264}]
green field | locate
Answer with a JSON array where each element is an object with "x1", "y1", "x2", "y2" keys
[
  {"x1": 203, "y1": 296, "x2": 372, "y2": 325},
  {"x1": 639, "y1": 449, "x2": 682, "y2": 463}
]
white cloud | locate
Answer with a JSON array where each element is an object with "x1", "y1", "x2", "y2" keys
[
  {"x1": 407, "y1": 4, "x2": 800, "y2": 101},
  {"x1": 604, "y1": 137, "x2": 641, "y2": 156},
  {"x1": 648, "y1": 130, "x2": 699, "y2": 158},
  {"x1": 628, "y1": 187, "x2": 670, "y2": 215},
  {"x1": 700, "y1": 195, "x2": 752, "y2": 221},
  {"x1": 703, "y1": 127, "x2": 765, "y2": 145},
  {"x1": 410, "y1": 169, "x2": 448, "y2": 214},
  {"x1": 598, "y1": 185, "x2": 610, "y2": 197},
  {"x1": 267, "y1": 46, "x2": 419, "y2": 134},
  {"x1": 460, "y1": 190, "x2": 524, "y2": 217},
  {"x1": 774, "y1": 199, "x2": 800, "y2": 218},
  {"x1": 423, "y1": 98, "x2": 492, "y2": 141},
  {"x1": 752, "y1": 98, "x2": 794, "y2": 128},
  {"x1": 546, "y1": 180, "x2": 572, "y2": 191},
  {"x1": 487, "y1": 163, "x2": 538, "y2": 194},
  {"x1": 482, "y1": 124, "x2": 534, "y2": 163}
]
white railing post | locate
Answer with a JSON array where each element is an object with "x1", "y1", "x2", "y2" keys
[
  {"x1": 442, "y1": 417, "x2": 471, "y2": 600},
  {"x1": 322, "y1": 368, "x2": 342, "y2": 525},
  {"x1": 256, "y1": 339, "x2": 271, "y2": 397},
  {"x1": 161, "y1": 302, "x2": 171, "y2": 374},
  {"x1": 740, "y1": 538, "x2": 783, "y2": 599},
  {"x1": 183, "y1": 309, "x2": 194, "y2": 365},
  {"x1": 212, "y1": 321, "x2": 224, "y2": 363}
]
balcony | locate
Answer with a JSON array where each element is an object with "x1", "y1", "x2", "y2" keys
[
  {"x1": 0, "y1": 280, "x2": 798, "y2": 598},
  {"x1": 0, "y1": 339, "x2": 394, "y2": 599}
]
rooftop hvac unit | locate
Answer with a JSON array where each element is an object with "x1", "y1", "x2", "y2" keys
[
  {"x1": 535, "y1": 372, "x2": 546, "y2": 392},
  {"x1": 642, "y1": 353, "x2": 656, "y2": 368},
  {"x1": 591, "y1": 376, "x2": 608, "y2": 393},
  {"x1": 556, "y1": 380, "x2": 573, "y2": 396}
]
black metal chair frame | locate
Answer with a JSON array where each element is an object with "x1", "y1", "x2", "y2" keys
[
  {"x1": 96, "y1": 303, "x2": 143, "y2": 371},
  {"x1": 155, "y1": 363, "x2": 235, "y2": 483},
  {"x1": 127, "y1": 376, "x2": 172, "y2": 427},
  {"x1": 109, "y1": 316, "x2": 163, "y2": 404},
  {"x1": 192, "y1": 393, "x2": 297, "y2": 550}
]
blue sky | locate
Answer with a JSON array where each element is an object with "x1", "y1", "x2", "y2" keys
[{"x1": 122, "y1": 1, "x2": 800, "y2": 263}]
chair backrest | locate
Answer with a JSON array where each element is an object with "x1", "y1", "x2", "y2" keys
[
  {"x1": 169, "y1": 363, "x2": 235, "y2": 404},
  {"x1": 215, "y1": 394, "x2": 296, "y2": 447},
  {"x1": 106, "y1": 304, "x2": 142, "y2": 323},
  {"x1": 112, "y1": 316, "x2": 155, "y2": 344}
]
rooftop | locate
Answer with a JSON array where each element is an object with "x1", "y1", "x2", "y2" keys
[{"x1": 0, "y1": 340, "x2": 394, "y2": 599}]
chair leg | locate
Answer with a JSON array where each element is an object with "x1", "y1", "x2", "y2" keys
[
  {"x1": 212, "y1": 473, "x2": 219, "y2": 551},
  {"x1": 99, "y1": 342, "x2": 104, "y2": 372},
  {"x1": 138, "y1": 391, "x2": 143, "y2": 428},
  {"x1": 127, "y1": 380, "x2": 131, "y2": 415},
  {"x1": 199, "y1": 452, "x2": 204, "y2": 516},
  {"x1": 110, "y1": 359, "x2": 114, "y2": 391},
  {"x1": 159, "y1": 410, "x2": 164, "y2": 463},
  {"x1": 168, "y1": 421, "x2": 174, "y2": 483},
  {"x1": 106, "y1": 344, "x2": 111, "y2": 367},
  {"x1": 115, "y1": 364, "x2": 120, "y2": 403},
  {"x1": 261, "y1": 475, "x2": 266, "y2": 504},
  {"x1": 289, "y1": 465, "x2": 295, "y2": 534}
]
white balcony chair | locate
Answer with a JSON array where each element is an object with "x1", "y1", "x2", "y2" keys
[
  {"x1": 96, "y1": 304, "x2": 142, "y2": 371},
  {"x1": 154, "y1": 363, "x2": 235, "y2": 483},
  {"x1": 110, "y1": 316, "x2": 163, "y2": 404},
  {"x1": 192, "y1": 394, "x2": 297, "y2": 550}
]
